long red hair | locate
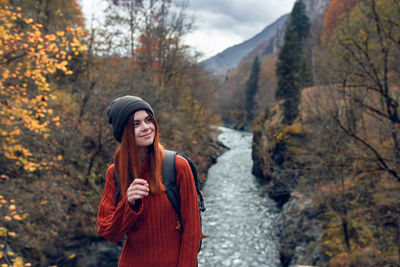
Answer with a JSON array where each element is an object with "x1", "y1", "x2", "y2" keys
[{"x1": 113, "y1": 111, "x2": 165, "y2": 197}]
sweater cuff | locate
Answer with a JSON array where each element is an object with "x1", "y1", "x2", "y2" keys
[
  {"x1": 119, "y1": 194, "x2": 144, "y2": 216},
  {"x1": 130, "y1": 199, "x2": 143, "y2": 213}
]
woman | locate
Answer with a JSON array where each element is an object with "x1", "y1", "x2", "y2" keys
[{"x1": 97, "y1": 95, "x2": 201, "y2": 266}]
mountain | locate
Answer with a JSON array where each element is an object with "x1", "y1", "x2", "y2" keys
[
  {"x1": 201, "y1": 0, "x2": 331, "y2": 76},
  {"x1": 200, "y1": 14, "x2": 289, "y2": 76}
]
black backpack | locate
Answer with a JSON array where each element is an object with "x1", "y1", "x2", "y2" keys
[{"x1": 112, "y1": 150, "x2": 206, "y2": 246}]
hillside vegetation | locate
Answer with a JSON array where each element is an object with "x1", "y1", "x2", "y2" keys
[
  {"x1": 0, "y1": 0, "x2": 221, "y2": 266},
  {"x1": 252, "y1": 0, "x2": 400, "y2": 265},
  {"x1": 217, "y1": 53, "x2": 278, "y2": 129}
]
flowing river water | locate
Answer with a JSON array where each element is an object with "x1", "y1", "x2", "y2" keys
[{"x1": 197, "y1": 127, "x2": 281, "y2": 267}]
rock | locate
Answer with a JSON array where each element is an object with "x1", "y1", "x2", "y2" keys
[
  {"x1": 76, "y1": 240, "x2": 121, "y2": 267},
  {"x1": 277, "y1": 192, "x2": 322, "y2": 267},
  {"x1": 267, "y1": 173, "x2": 291, "y2": 207}
]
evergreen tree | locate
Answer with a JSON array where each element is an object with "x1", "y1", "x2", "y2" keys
[
  {"x1": 245, "y1": 56, "x2": 261, "y2": 126},
  {"x1": 275, "y1": 0, "x2": 311, "y2": 124},
  {"x1": 290, "y1": 0, "x2": 310, "y2": 40},
  {"x1": 276, "y1": 27, "x2": 302, "y2": 124}
]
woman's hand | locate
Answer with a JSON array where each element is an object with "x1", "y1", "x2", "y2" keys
[{"x1": 127, "y1": 178, "x2": 149, "y2": 207}]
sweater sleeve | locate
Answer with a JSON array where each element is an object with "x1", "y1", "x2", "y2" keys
[
  {"x1": 176, "y1": 156, "x2": 202, "y2": 267},
  {"x1": 97, "y1": 164, "x2": 144, "y2": 243}
]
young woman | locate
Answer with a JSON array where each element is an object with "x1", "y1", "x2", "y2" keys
[{"x1": 97, "y1": 95, "x2": 201, "y2": 266}]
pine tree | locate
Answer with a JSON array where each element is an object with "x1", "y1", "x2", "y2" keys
[
  {"x1": 245, "y1": 56, "x2": 261, "y2": 126},
  {"x1": 275, "y1": 0, "x2": 311, "y2": 124},
  {"x1": 290, "y1": 0, "x2": 310, "y2": 40},
  {"x1": 276, "y1": 27, "x2": 302, "y2": 124}
]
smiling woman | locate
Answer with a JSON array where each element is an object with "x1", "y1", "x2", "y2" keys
[{"x1": 97, "y1": 95, "x2": 202, "y2": 267}]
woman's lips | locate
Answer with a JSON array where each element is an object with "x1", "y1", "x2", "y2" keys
[{"x1": 140, "y1": 132, "x2": 153, "y2": 138}]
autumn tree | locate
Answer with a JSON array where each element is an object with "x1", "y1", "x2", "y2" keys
[
  {"x1": 7, "y1": 0, "x2": 84, "y2": 32},
  {"x1": 276, "y1": 0, "x2": 311, "y2": 124},
  {"x1": 96, "y1": 0, "x2": 143, "y2": 57},
  {"x1": 327, "y1": 0, "x2": 400, "y2": 181},
  {"x1": 322, "y1": 0, "x2": 358, "y2": 40},
  {"x1": 99, "y1": 0, "x2": 195, "y2": 105},
  {"x1": 135, "y1": 0, "x2": 193, "y2": 95},
  {"x1": 311, "y1": 0, "x2": 400, "y2": 264},
  {"x1": 0, "y1": 3, "x2": 87, "y2": 266},
  {"x1": 0, "y1": 4, "x2": 84, "y2": 173}
]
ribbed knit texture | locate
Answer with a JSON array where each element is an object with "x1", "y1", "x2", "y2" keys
[{"x1": 97, "y1": 154, "x2": 202, "y2": 267}]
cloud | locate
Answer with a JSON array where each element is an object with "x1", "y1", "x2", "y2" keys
[
  {"x1": 187, "y1": 0, "x2": 294, "y2": 28},
  {"x1": 79, "y1": 0, "x2": 296, "y2": 59},
  {"x1": 183, "y1": 0, "x2": 296, "y2": 59}
]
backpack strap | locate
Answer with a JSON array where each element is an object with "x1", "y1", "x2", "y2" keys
[
  {"x1": 163, "y1": 150, "x2": 181, "y2": 222},
  {"x1": 113, "y1": 167, "x2": 121, "y2": 207},
  {"x1": 113, "y1": 150, "x2": 205, "y2": 216},
  {"x1": 177, "y1": 154, "x2": 206, "y2": 212},
  {"x1": 112, "y1": 153, "x2": 180, "y2": 210}
]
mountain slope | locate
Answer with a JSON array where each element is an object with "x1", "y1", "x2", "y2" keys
[
  {"x1": 201, "y1": 0, "x2": 331, "y2": 77},
  {"x1": 200, "y1": 14, "x2": 289, "y2": 76}
]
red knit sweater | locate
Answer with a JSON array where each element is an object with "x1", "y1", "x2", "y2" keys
[{"x1": 97, "y1": 155, "x2": 202, "y2": 267}]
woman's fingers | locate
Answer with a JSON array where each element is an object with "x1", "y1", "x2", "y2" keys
[
  {"x1": 131, "y1": 184, "x2": 149, "y2": 194},
  {"x1": 127, "y1": 178, "x2": 149, "y2": 205},
  {"x1": 132, "y1": 178, "x2": 149, "y2": 195}
]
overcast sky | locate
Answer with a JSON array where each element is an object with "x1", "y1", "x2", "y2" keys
[{"x1": 80, "y1": 0, "x2": 297, "y2": 59}]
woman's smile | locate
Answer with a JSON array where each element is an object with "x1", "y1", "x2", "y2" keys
[{"x1": 140, "y1": 131, "x2": 153, "y2": 138}]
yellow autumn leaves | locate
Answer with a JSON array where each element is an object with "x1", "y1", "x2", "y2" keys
[
  {"x1": 0, "y1": 5, "x2": 84, "y2": 172},
  {"x1": 0, "y1": 194, "x2": 30, "y2": 267},
  {"x1": 0, "y1": 191, "x2": 65, "y2": 267},
  {"x1": 0, "y1": 195, "x2": 27, "y2": 222}
]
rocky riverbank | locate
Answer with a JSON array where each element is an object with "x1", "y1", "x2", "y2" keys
[
  {"x1": 277, "y1": 192, "x2": 322, "y2": 267},
  {"x1": 251, "y1": 105, "x2": 323, "y2": 267}
]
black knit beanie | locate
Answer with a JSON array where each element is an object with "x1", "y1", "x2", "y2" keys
[{"x1": 107, "y1": 95, "x2": 155, "y2": 142}]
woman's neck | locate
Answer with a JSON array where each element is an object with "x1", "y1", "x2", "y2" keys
[{"x1": 138, "y1": 147, "x2": 148, "y2": 162}]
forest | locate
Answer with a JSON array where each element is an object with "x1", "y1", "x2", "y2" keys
[
  {"x1": 1, "y1": 0, "x2": 399, "y2": 266},
  {"x1": 250, "y1": 0, "x2": 400, "y2": 266},
  {"x1": 0, "y1": 0, "x2": 221, "y2": 266}
]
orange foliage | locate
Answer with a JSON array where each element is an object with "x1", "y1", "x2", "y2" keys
[
  {"x1": 260, "y1": 55, "x2": 277, "y2": 77},
  {"x1": 71, "y1": 0, "x2": 85, "y2": 27},
  {"x1": 0, "y1": 193, "x2": 31, "y2": 266},
  {"x1": 136, "y1": 34, "x2": 163, "y2": 71},
  {"x1": 0, "y1": 5, "x2": 84, "y2": 171},
  {"x1": 322, "y1": 0, "x2": 358, "y2": 40},
  {"x1": 329, "y1": 252, "x2": 351, "y2": 267}
]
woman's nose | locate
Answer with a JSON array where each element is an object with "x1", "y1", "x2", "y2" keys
[{"x1": 141, "y1": 122, "x2": 150, "y2": 130}]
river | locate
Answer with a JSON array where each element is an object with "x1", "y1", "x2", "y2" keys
[{"x1": 197, "y1": 127, "x2": 281, "y2": 267}]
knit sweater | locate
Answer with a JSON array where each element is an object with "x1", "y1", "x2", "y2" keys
[{"x1": 97, "y1": 155, "x2": 202, "y2": 267}]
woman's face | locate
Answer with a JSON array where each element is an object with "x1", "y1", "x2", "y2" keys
[{"x1": 133, "y1": 110, "x2": 155, "y2": 149}]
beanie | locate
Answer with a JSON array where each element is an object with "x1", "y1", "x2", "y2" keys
[{"x1": 107, "y1": 95, "x2": 155, "y2": 142}]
